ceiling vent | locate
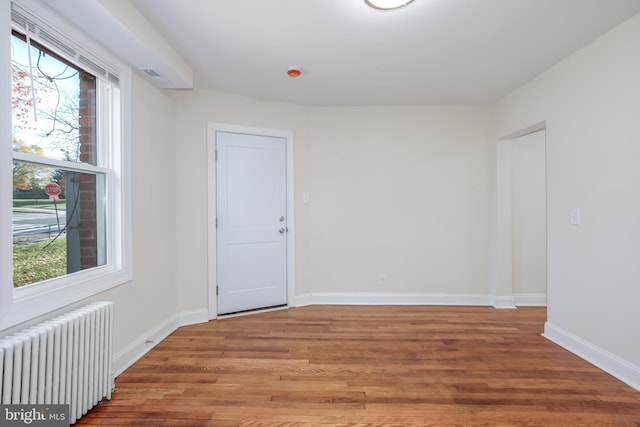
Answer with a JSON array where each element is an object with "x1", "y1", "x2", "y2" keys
[{"x1": 142, "y1": 68, "x2": 161, "y2": 77}]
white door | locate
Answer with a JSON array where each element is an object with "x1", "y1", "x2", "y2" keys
[{"x1": 216, "y1": 131, "x2": 288, "y2": 315}]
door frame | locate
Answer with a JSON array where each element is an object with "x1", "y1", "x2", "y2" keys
[
  {"x1": 206, "y1": 122, "x2": 295, "y2": 320},
  {"x1": 495, "y1": 121, "x2": 547, "y2": 308}
]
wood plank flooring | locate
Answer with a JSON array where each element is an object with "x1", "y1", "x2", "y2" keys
[{"x1": 77, "y1": 305, "x2": 640, "y2": 426}]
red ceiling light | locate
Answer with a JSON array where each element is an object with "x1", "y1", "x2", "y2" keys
[{"x1": 287, "y1": 67, "x2": 301, "y2": 78}]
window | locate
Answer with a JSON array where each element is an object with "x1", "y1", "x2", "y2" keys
[
  {"x1": 1, "y1": 0, "x2": 131, "y2": 329},
  {"x1": 11, "y1": 31, "x2": 107, "y2": 286}
]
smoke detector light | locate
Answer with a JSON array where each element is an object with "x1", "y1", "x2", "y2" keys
[
  {"x1": 287, "y1": 67, "x2": 301, "y2": 78},
  {"x1": 365, "y1": 0, "x2": 415, "y2": 10}
]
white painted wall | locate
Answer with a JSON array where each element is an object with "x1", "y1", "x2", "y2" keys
[
  {"x1": 496, "y1": 13, "x2": 640, "y2": 376},
  {"x1": 307, "y1": 106, "x2": 494, "y2": 300},
  {"x1": 511, "y1": 131, "x2": 546, "y2": 296},
  {"x1": 75, "y1": 72, "x2": 181, "y2": 373},
  {"x1": 97, "y1": 72, "x2": 179, "y2": 357}
]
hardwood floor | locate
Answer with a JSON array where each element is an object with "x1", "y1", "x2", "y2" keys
[{"x1": 77, "y1": 306, "x2": 640, "y2": 426}]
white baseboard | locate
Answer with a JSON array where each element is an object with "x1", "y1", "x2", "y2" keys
[
  {"x1": 179, "y1": 308, "x2": 209, "y2": 326},
  {"x1": 514, "y1": 293, "x2": 547, "y2": 306},
  {"x1": 543, "y1": 322, "x2": 640, "y2": 392},
  {"x1": 112, "y1": 308, "x2": 208, "y2": 377},
  {"x1": 295, "y1": 292, "x2": 493, "y2": 307},
  {"x1": 492, "y1": 295, "x2": 516, "y2": 309},
  {"x1": 294, "y1": 293, "x2": 314, "y2": 307},
  {"x1": 295, "y1": 292, "x2": 548, "y2": 309}
]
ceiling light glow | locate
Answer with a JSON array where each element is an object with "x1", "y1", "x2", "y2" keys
[{"x1": 365, "y1": 0, "x2": 415, "y2": 10}]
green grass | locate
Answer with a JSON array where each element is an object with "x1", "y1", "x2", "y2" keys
[
  {"x1": 13, "y1": 238, "x2": 67, "y2": 288},
  {"x1": 13, "y1": 198, "x2": 67, "y2": 210}
]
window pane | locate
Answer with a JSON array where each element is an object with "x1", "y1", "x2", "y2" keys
[
  {"x1": 13, "y1": 161, "x2": 107, "y2": 288},
  {"x1": 11, "y1": 32, "x2": 97, "y2": 165}
]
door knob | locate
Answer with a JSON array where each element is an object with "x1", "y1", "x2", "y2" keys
[
  {"x1": 279, "y1": 216, "x2": 285, "y2": 222},
  {"x1": 279, "y1": 228, "x2": 285, "y2": 234}
]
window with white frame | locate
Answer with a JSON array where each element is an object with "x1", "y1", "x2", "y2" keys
[{"x1": 1, "y1": 0, "x2": 130, "y2": 329}]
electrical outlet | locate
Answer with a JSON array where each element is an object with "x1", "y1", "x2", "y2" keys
[{"x1": 378, "y1": 273, "x2": 387, "y2": 286}]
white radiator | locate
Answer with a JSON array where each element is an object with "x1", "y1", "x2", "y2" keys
[{"x1": 0, "y1": 301, "x2": 113, "y2": 424}]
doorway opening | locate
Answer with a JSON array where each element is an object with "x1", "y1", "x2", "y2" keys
[{"x1": 496, "y1": 121, "x2": 547, "y2": 309}]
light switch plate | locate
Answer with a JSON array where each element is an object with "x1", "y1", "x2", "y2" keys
[{"x1": 570, "y1": 208, "x2": 581, "y2": 225}]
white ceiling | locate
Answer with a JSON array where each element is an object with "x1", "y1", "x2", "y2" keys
[{"x1": 130, "y1": 0, "x2": 640, "y2": 106}]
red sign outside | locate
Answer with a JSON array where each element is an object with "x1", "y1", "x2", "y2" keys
[{"x1": 45, "y1": 182, "x2": 62, "y2": 198}]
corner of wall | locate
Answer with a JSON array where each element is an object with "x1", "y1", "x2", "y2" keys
[
  {"x1": 492, "y1": 295, "x2": 516, "y2": 309},
  {"x1": 112, "y1": 308, "x2": 208, "y2": 377}
]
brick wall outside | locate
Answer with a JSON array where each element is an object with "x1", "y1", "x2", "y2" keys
[{"x1": 77, "y1": 72, "x2": 97, "y2": 270}]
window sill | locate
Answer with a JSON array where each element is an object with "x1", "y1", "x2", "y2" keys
[{"x1": 0, "y1": 267, "x2": 131, "y2": 331}]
